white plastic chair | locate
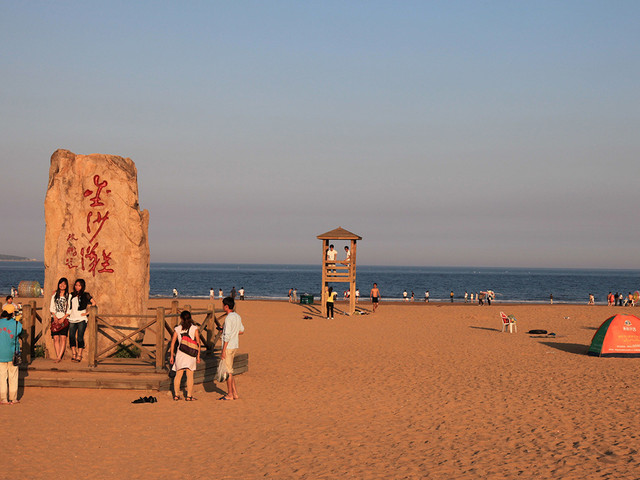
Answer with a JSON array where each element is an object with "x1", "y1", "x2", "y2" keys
[{"x1": 500, "y1": 311, "x2": 517, "y2": 333}]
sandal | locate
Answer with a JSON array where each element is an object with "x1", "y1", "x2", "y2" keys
[
  {"x1": 173, "y1": 395, "x2": 181, "y2": 401},
  {"x1": 185, "y1": 396, "x2": 197, "y2": 401}
]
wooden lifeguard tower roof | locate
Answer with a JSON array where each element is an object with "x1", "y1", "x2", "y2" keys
[{"x1": 317, "y1": 226, "x2": 362, "y2": 240}]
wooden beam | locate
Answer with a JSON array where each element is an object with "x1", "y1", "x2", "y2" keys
[
  {"x1": 87, "y1": 306, "x2": 98, "y2": 367},
  {"x1": 155, "y1": 307, "x2": 165, "y2": 372}
]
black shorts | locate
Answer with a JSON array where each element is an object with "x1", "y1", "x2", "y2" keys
[{"x1": 372, "y1": 297, "x2": 379, "y2": 303}]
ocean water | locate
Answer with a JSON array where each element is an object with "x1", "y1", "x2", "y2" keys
[{"x1": 1, "y1": 262, "x2": 639, "y2": 304}]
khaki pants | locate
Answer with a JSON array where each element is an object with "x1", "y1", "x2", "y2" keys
[{"x1": 0, "y1": 361, "x2": 19, "y2": 403}]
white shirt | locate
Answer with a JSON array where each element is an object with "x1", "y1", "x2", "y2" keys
[
  {"x1": 327, "y1": 249, "x2": 337, "y2": 261},
  {"x1": 222, "y1": 312, "x2": 245, "y2": 350}
]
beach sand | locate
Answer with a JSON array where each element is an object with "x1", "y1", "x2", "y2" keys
[{"x1": 5, "y1": 299, "x2": 640, "y2": 479}]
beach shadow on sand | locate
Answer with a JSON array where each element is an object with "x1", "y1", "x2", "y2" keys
[
  {"x1": 539, "y1": 341, "x2": 589, "y2": 355},
  {"x1": 469, "y1": 326, "x2": 501, "y2": 332},
  {"x1": 581, "y1": 326, "x2": 598, "y2": 331}
]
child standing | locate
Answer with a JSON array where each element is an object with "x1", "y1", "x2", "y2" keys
[{"x1": 220, "y1": 297, "x2": 244, "y2": 401}]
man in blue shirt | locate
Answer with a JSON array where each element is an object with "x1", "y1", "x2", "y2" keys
[{"x1": 0, "y1": 310, "x2": 22, "y2": 404}]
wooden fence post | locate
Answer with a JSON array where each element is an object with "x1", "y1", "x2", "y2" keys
[
  {"x1": 155, "y1": 307, "x2": 165, "y2": 372},
  {"x1": 21, "y1": 303, "x2": 33, "y2": 364},
  {"x1": 87, "y1": 305, "x2": 98, "y2": 367},
  {"x1": 171, "y1": 300, "x2": 179, "y2": 315}
]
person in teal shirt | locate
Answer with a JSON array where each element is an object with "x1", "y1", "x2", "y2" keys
[{"x1": 0, "y1": 309, "x2": 22, "y2": 404}]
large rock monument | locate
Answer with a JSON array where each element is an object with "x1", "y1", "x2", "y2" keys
[{"x1": 44, "y1": 149, "x2": 150, "y2": 356}]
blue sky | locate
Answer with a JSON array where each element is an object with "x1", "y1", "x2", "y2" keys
[{"x1": 1, "y1": 1, "x2": 639, "y2": 268}]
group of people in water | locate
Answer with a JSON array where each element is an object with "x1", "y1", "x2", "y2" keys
[{"x1": 606, "y1": 292, "x2": 637, "y2": 307}]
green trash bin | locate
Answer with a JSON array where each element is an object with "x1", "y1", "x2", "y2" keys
[{"x1": 300, "y1": 294, "x2": 314, "y2": 305}]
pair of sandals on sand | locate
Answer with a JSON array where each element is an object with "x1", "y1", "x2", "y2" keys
[
  {"x1": 173, "y1": 395, "x2": 197, "y2": 401},
  {"x1": 71, "y1": 353, "x2": 82, "y2": 363},
  {"x1": 132, "y1": 396, "x2": 158, "y2": 404},
  {"x1": 1, "y1": 400, "x2": 19, "y2": 405}
]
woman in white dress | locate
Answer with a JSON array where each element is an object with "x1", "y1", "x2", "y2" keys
[{"x1": 169, "y1": 310, "x2": 201, "y2": 401}]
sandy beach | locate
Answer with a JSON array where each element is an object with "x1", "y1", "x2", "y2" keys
[{"x1": 5, "y1": 298, "x2": 640, "y2": 479}]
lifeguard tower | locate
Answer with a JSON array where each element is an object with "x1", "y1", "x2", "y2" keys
[{"x1": 317, "y1": 227, "x2": 362, "y2": 316}]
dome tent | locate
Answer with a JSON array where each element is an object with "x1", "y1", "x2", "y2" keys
[{"x1": 588, "y1": 314, "x2": 640, "y2": 357}]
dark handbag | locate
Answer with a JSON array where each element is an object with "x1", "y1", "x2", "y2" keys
[
  {"x1": 51, "y1": 316, "x2": 70, "y2": 333},
  {"x1": 12, "y1": 320, "x2": 21, "y2": 366},
  {"x1": 178, "y1": 329, "x2": 199, "y2": 357}
]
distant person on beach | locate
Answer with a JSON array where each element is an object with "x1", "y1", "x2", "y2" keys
[
  {"x1": 2, "y1": 296, "x2": 16, "y2": 315},
  {"x1": 220, "y1": 296, "x2": 245, "y2": 401},
  {"x1": 0, "y1": 309, "x2": 22, "y2": 404},
  {"x1": 219, "y1": 288, "x2": 223, "y2": 300},
  {"x1": 11, "y1": 286, "x2": 17, "y2": 298},
  {"x1": 68, "y1": 279, "x2": 96, "y2": 363},
  {"x1": 326, "y1": 287, "x2": 337, "y2": 319},
  {"x1": 403, "y1": 290, "x2": 408, "y2": 302},
  {"x1": 411, "y1": 291, "x2": 415, "y2": 302},
  {"x1": 288, "y1": 288, "x2": 293, "y2": 303},
  {"x1": 355, "y1": 289, "x2": 360, "y2": 303},
  {"x1": 370, "y1": 283, "x2": 380, "y2": 312},
  {"x1": 49, "y1": 277, "x2": 70, "y2": 363},
  {"x1": 588, "y1": 294, "x2": 595, "y2": 305},
  {"x1": 210, "y1": 288, "x2": 215, "y2": 301},
  {"x1": 326, "y1": 244, "x2": 337, "y2": 272},
  {"x1": 607, "y1": 292, "x2": 613, "y2": 306},
  {"x1": 239, "y1": 287, "x2": 245, "y2": 300},
  {"x1": 173, "y1": 288, "x2": 178, "y2": 298},
  {"x1": 230, "y1": 286, "x2": 236, "y2": 299},
  {"x1": 169, "y1": 310, "x2": 201, "y2": 401},
  {"x1": 614, "y1": 292, "x2": 620, "y2": 306},
  {"x1": 464, "y1": 292, "x2": 468, "y2": 303},
  {"x1": 550, "y1": 293, "x2": 553, "y2": 304},
  {"x1": 293, "y1": 288, "x2": 298, "y2": 303},
  {"x1": 450, "y1": 291, "x2": 454, "y2": 303},
  {"x1": 425, "y1": 290, "x2": 429, "y2": 303}
]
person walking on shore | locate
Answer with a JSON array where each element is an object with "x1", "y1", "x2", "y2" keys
[
  {"x1": 210, "y1": 288, "x2": 215, "y2": 301},
  {"x1": 326, "y1": 287, "x2": 337, "y2": 319},
  {"x1": 550, "y1": 293, "x2": 553, "y2": 304},
  {"x1": 239, "y1": 287, "x2": 245, "y2": 300},
  {"x1": 220, "y1": 297, "x2": 244, "y2": 401},
  {"x1": 219, "y1": 288, "x2": 223, "y2": 300},
  {"x1": 169, "y1": 310, "x2": 201, "y2": 401},
  {"x1": 425, "y1": 290, "x2": 429, "y2": 303},
  {"x1": 450, "y1": 291, "x2": 454, "y2": 303},
  {"x1": 370, "y1": 283, "x2": 381, "y2": 312}
]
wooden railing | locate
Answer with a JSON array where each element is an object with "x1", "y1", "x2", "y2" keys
[
  {"x1": 20, "y1": 300, "x2": 226, "y2": 372},
  {"x1": 20, "y1": 301, "x2": 45, "y2": 364}
]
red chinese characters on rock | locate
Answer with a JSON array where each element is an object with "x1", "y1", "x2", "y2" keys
[{"x1": 65, "y1": 175, "x2": 115, "y2": 276}]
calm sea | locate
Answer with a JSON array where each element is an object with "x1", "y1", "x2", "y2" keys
[{"x1": 0, "y1": 262, "x2": 639, "y2": 304}]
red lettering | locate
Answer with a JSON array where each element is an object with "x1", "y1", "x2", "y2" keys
[
  {"x1": 88, "y1": 211, "x2": 110, "y2": 243},
  {"x1": 83, "y1": 175, "x2": 111, "y2": 207},
  {"x1": 98, "y1": 250, "x2": 115, "y2": 273}
]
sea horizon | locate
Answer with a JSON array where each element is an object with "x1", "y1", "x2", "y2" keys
[{"x1": 1, "y1": 261, "x2": 638, "y2": 305}]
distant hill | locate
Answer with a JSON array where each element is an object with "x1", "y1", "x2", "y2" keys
[{"x1": 0, "y1": 254, "x2": 37, "y2": 261}]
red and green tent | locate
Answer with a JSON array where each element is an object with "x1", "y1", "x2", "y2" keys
[{"x1": 588, "y1": 314, "x2": 640, "y2": 357}]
